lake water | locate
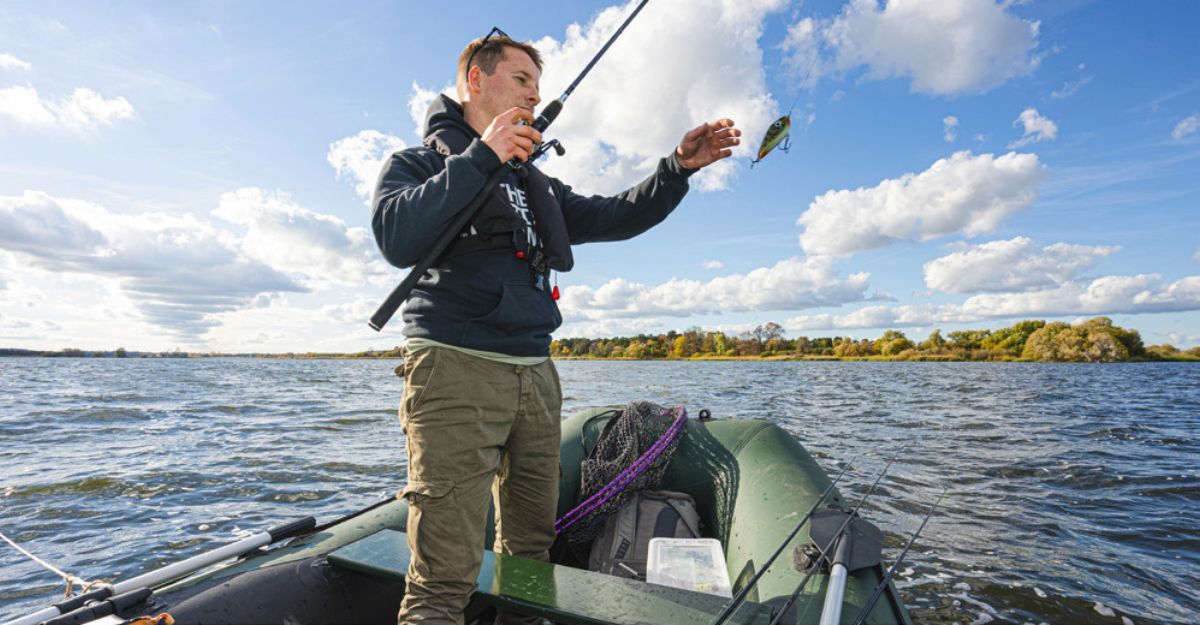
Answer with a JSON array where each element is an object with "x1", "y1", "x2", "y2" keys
[{"x1": 0, "y1": 358, "x2": 1196, "y2": 624}]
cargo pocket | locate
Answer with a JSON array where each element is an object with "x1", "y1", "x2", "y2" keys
[
  {"x1": 400, "y1": 348, "x2": 440, "y2": 422},
  {"x1": 399, "y1": 479, "x2": 453, "y2": 503}
]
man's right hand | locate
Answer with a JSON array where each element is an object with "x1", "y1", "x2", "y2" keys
[{"x1": 481, "y1": 107, "x2": 543, "y2": 163}]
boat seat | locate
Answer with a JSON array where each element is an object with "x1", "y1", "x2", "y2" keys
[{"x1": 328, "y1": 529, "x2": 773, "y2": 625}]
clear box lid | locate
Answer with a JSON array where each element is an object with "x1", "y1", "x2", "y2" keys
[{"x1": 645, "y1": 537, "x2": 732, "y2": 597}]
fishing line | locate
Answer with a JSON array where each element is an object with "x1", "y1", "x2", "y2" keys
[
  {"x1": 849, "y1": 487, "x2": 948, "y2": 625},
  {"x1": 785, "y1": 37, "x2": 822, "y2": 116}
]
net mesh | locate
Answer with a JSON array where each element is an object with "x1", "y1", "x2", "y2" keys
[{"x1": 563, "y1": 401, "x2": 686, "y2": 548}]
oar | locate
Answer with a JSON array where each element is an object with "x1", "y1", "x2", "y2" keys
[
  {"x1": 813, "y1": 510, "x2": 883, "y2": 625},
  {"x1": 849, "y1": 488, "x2": 948, "y2": 625},
  {"x1": 2, "y1": 517, "x2": 315, "y2": 625},
  {"x1": 767, "y1": 445, "x2": 909, "y2": 625},
  {"x1": 710, "y1": 456, "x2": 857, "y2": 625}
]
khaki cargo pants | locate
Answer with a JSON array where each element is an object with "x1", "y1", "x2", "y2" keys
[{"x1": 396, "y1": 347, "x2": 562, "y2": 625}]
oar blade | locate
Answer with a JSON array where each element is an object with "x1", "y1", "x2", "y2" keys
[{"x1": 807, "y1": 510, "x2": 884, "y2": 572}]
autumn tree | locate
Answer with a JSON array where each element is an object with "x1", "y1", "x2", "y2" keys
[{"x1": 877, "y1": 330, "x2": 914, "y2": 356}]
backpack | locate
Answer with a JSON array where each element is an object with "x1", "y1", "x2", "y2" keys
[{"x1": 588, "y1": 490, "x2": 702, "y2": 579}]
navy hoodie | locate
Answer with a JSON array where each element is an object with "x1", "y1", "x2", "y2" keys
[{"x1": 371, "y1": 95, "x2": 695, "y2": 356}]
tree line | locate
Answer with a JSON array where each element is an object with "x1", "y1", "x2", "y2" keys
[
  {"x1": 6, "y1": 318, "x2": 1197, "y2": 362},
  {"x1": 550, "y1": 317, "x2": 1200, "y2": 362}
]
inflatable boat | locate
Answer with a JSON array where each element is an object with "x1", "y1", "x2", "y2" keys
[{"x1": 5, "y1": 406, "x2": 911, "y2": 625}]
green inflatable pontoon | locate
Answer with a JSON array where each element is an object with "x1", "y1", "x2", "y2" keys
[{"x1": 7, "y1": 407, "x2": 911, "y2": 625}]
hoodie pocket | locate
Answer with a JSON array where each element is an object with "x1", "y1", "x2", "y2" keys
[{"x1": 460, "y1": 282, "x2": 560, "y2": 343}]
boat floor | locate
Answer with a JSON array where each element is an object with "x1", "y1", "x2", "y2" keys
[{"x1": 328, "y1": 529, "x2": 774, "y2": 625}]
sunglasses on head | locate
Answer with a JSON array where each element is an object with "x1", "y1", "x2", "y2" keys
[{"x1": 464, "y1": 26, "x2": 511, "y2": 79}]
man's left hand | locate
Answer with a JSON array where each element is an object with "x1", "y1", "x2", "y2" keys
[{"x1": 675, "y1": 119, "x2": 740, "y2": 170}]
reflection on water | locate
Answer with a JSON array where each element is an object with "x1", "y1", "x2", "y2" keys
[{"x1": 0, "y1": 358, "x2": 1196, "y2": 624}]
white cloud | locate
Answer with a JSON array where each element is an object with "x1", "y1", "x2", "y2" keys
[
  {"x1": 320, "y1": 298, "x2": 379, "y2": 324},
  {"x1": 0, "y1": 191, "x2": 107, "y2": 264},
  {"x1": 0, "y1": 313, "x2": 61, "y2": 341},
  {"x1": 427, "y1": 0, "x2": 787, "y2": 195},
  {"x1": 0, "y1": 85, "x2": 54, "y2": 125},
  {"x1": 1172, "y1": 115, "x2": 1199, "y2": 141},
  {"x1": 786, "y1": 274, "x2": 1200, "y2": 330},
  {"x1": 785, "y1": 0, "x2": 1040, "y2": 96},
  {"x1": 327, "y1": 130, "x2": 407, "y2": 203},
  {"x1": 0, "y1": 53, "x2": 32, "y2": 72},
  {"x1": 1, "y1": 189, "x2": 393, "y2": 338},
  {"x1": 213, "y1": 187, "x2": 391, "y2": 288},
  {"x1": 961, "y1": 274, "x2": 1200, "y2": 317},
  {"x1": 0, "y1": 191, "x2": 304, "y2": 335},
  {"x1": 1009, "y1": 107, "x2": 1057, "y2": 148},
  {"x1": 923, "y1": 236, "x2": 1119, "y2": 293},
  {"x1": 781, "y1": 18, "x2": 824, "y2": 89},
  {"x1": 1050, "y1": 76, "x2": 1091, "y2": 99},
  {"x1": 787, "y1": 303, "x2": 969, "y2": 331},
  {"x1": 557, "y1": 317, "x2": 666, "y2": 339},
  {"x1": 702, "y1": 260, "x2": 724, "y2": 269},
  {"x1": 407, "y1": 82, "x2": 451, "y2": 138},
  {"x1": 0, "y1": 85, "x2": 133, "y2": 130},
  {"x1": 560, "y1": 256, "x2": 872, "y2": 322},
  {"x1": 797, "y1": 150, "x2": 1044, "y2": 256},
  {"x1": 1194, "y1": 248, "x2": 1200, "y2": 262},
  {"x1": 943, "y1": 115, "x2": 959, "y2": 142}
]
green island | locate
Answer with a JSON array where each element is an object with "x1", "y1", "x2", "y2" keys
[{"x1": 2, "y1": 317, "x2": 1198, "y2": 362}]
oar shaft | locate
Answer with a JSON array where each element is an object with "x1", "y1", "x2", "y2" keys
[
  {"x1": 1, "y1": 517, "x2": 314, "y2": 625},
  {"x1": 818, "y1": 563, "x2": 848, "y2": 625}
]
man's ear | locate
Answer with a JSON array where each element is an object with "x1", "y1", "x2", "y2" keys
[{"x1": 467, "y1": 66, "x2": 482, "y2": 95}]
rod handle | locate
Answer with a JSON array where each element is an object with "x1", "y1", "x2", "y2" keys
[{"x1": 267, "y1": 517, "x2": 316, "y2": 542}]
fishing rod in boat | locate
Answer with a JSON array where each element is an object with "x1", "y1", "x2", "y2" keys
[
  {"x1": 367, "y1": 0, "x2": 653, "y2": 332},
  {"x1": 849, "y1": 488, "x2": 948, "y2": 625},
  {"x1": 2, "y1": 517, "x2": 315, "y2": 625},
  {"x1": 766, "y1": 445, "x2": 910, "y2": 625},
  {"x1": 710, "y1": 457, "x2": 857, "y2": 625}
]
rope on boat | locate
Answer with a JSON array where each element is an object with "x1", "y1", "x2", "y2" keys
[{"x1": 0, "y1": 529, "x2": 109, "y2": 597}]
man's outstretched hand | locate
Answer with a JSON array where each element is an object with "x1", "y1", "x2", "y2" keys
[{"x1": 675, "y1": 119, "x2": 740, "y2": 170}]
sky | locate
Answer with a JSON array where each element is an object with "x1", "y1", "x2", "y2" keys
[{"x1": 1, "y1": 0, "x2": 1198, "y2": 353}]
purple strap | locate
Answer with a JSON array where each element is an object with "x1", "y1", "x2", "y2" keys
[{"x1": 554, "y1": 407, "x2": 688, "y2": 535}]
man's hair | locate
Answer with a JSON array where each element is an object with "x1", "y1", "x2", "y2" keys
[{"x1": 456, "y1": 35, "x2": 543, "y2": 101}]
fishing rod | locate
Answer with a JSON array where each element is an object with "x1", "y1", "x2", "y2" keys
[
  {"x1": 710, "y1": 456, "x2": 857, "y2": 625},
  {"x1": 766, "y1": 444, "x2": 910, "y2": 625},
  {"x1": 2, "y1": 517, "x2": 315, "y2": 625},
  {"x1": 367, "y1": 0, "x2": 652, "y2": 332},
  {"x1": 849, "y1": 488, "x2": 948, "y2": 625}
]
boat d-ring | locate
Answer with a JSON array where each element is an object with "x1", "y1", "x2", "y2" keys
[{"x1": 699, "y1": 409, "x2": 713, "y2": 420}]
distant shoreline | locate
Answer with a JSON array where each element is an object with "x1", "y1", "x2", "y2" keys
[
  {"x1": 1, "y1": 351, "x2": 1196, "y2": 363},
  {"x1": 4, "y1": 316, "x2": 1199, "y2": 363}
]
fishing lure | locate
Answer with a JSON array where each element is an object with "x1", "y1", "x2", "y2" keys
[
  {"x1": 750, "y1": 115, "x2": 791, "y2": 168},
  {"x1": 752, "y1": 53, "x2": 819, "y2": 169}
]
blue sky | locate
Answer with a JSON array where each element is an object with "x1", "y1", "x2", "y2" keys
[{"x1": 1, "y1": 0, "x2": 1198, "y2": 352}]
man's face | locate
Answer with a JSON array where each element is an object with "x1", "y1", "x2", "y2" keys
[{"x1": 470, "y1": 47, "x2": 541, "y2": 119}]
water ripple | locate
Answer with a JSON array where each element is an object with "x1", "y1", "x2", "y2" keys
[{"x1": 0, "y1": 358, "x2": 1195, "y2": 625}]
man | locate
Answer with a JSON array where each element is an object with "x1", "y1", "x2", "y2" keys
[{"x1": 371, "y1": 32, "x2": 738, "y2": 625}]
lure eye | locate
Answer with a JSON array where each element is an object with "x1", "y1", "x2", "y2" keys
[{"x1": 772, "y1": 121, "x2": 782, "y2": 129}]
